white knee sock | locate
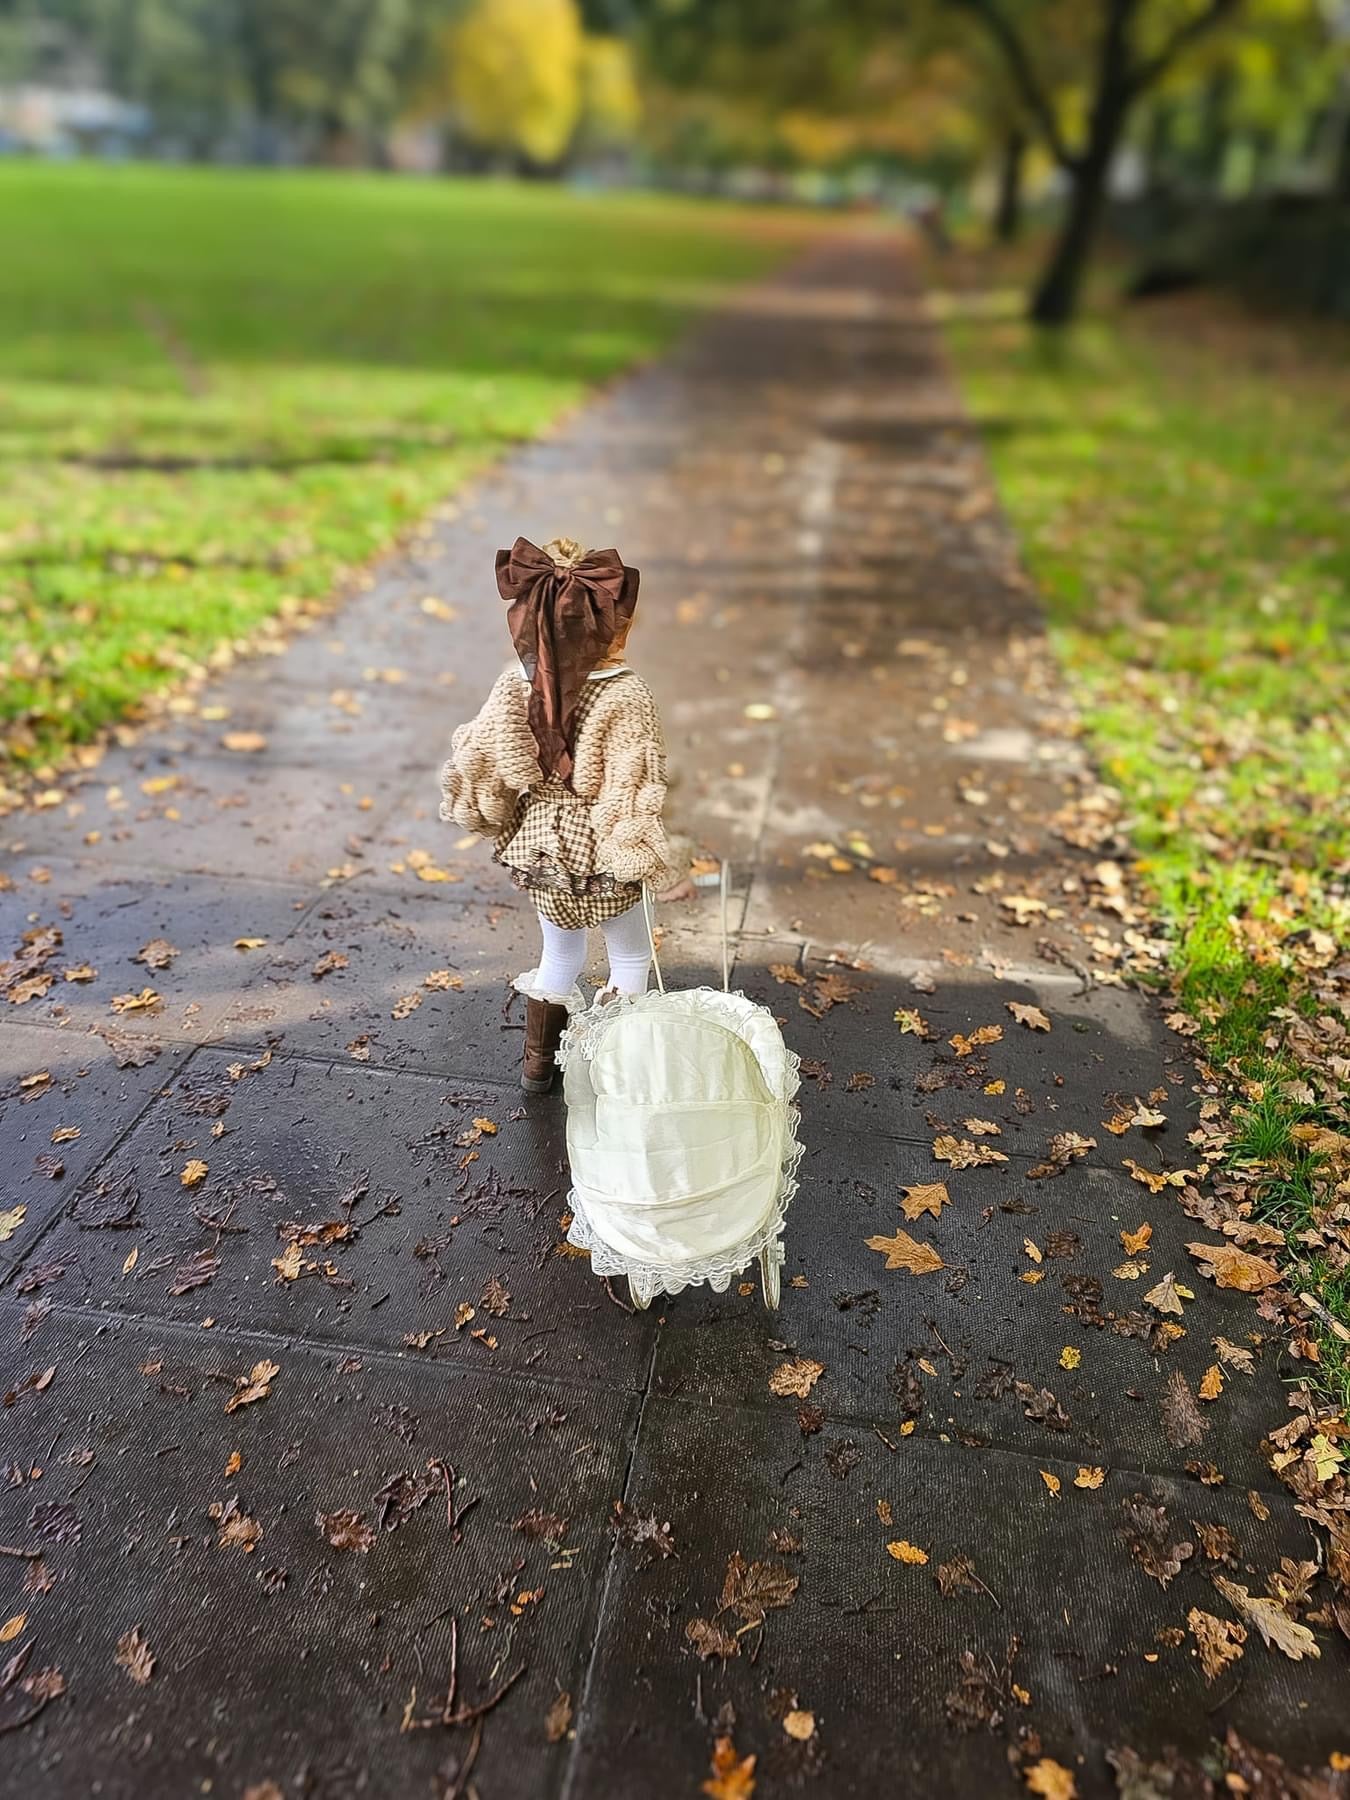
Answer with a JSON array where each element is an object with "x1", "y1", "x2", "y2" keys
[
  {"x1": 602, "y1": 903, "x2": 652, "y2": 995},
  {"x1": 533, "y1": 917, "x2": 588, "y2": 1001}
]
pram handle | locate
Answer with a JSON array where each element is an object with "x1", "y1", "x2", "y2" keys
[{"x1": 642, "y1": 860, "x2": 731, "y2": 995}]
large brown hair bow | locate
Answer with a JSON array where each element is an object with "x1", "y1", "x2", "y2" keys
[{"x1": 496, "y1": 536, "x2": 639, "y2": 783}]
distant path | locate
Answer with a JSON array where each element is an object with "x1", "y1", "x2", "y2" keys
[{"x1": 1, "y1": 231, "x2": 1340, "y2": 1798}]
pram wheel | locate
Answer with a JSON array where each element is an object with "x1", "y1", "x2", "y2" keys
[
  {"x1": 628, "y1": 1273, "x2": 654, "y2": 1311},
  {"x1": 759, "y1": 1245, "x2": 781, "y2": 1311}
]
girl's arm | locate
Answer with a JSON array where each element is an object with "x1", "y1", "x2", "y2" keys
[
  {"x1": 439, "y1": 669, "x2": 540, "y2": 837},
  {"x1": 585, "y1": 679, "x2": 675, "y2": 887}
]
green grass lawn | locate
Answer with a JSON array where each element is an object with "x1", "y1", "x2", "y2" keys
[
  {"x1": 941, "y1": 268, "x2": 1350, "y2": 1398},
  {"x1": 0, "y1": 163, "x2": 812, "y2": 781}
]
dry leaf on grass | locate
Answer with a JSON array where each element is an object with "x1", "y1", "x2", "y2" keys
[
  {"x1": 900, "y1": 1182, "x2": 951, "y2": 1221},
  {"x1": 1212, "y1": 1578, "x2": 1321, "y2": 1661},
  {"x1": 768, "y1": 1358, "x2": 824, "y2": 1399},
  {"x1": 865, "y1": 1229, "x2": 945, "y2": 1274},
  {"x1": 1187, "y1": 1242, "x2": 1281, "y2": 1292},
  {"x1": 1006, "y1": 1002, "x2": 1051, "y2": 1032}
]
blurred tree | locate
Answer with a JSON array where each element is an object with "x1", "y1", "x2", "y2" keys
[
  {"x1": 577, "y1": 33, "x2": 642, "y2": 151},
  {"x1": 948, "y1": 0, "x2": 1247, "y2": 322},
  {"x1": 429, "y1": 0, "x2": 586, "y2": 169}
]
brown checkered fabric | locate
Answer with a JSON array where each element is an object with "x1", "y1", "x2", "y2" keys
[{"x1": 495, "y1": 681, "x2": 643, "y2": 929}]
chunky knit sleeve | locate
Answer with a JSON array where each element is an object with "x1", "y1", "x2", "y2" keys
[
  {"x1": 439, "y1": 669, "x2": 542, "y2": 836},
  {"x1": 577, "y1": 677, "x2": 673, "y2": 886}
]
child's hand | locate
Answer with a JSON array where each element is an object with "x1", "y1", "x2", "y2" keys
[{"x1": 656, "y1": 876, "x2": 697, "y2": 904}]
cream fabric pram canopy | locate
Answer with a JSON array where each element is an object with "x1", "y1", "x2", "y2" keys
[{"x1": 559, "y1": 971, "x2": 801, "y2": 1308}]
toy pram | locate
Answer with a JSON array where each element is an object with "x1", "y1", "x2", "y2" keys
[{"x1": 557, "y1": 868, "x2": 801, "y2": 1311}]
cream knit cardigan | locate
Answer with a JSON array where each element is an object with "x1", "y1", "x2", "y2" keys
[{"x1": 439, "y1": 668, "x2": 673, "y2": 886}]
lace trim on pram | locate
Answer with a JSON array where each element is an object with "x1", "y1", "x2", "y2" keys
[{"x1": 556, "y1": 986, "x2": 802, "y2": 1296}]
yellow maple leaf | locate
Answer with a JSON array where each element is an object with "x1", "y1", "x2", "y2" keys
[
  {"x1": 1074, "y1": 1467, "x2": 1105, "y2": 1490},
  {"x1": 865, "y1": 1230, "x2": 944, "y2": 1275},
  {"x1": 703, "y1": 1735, "x2": 756, "y2": 1800},
  {"x1": 180, "y1": 1160, "x2": 208, "y2": 1188},
  {"x1": 1059, "y1": 1346, "x2": 1081, "y2": 1371},
  {"x1": 886, "y1": 1540, "x2": 928, "y2": 1565},
  {"x1": 1025, "y1": 1757, "x2": 1077, "y2": 1800},
  {"x1": 899, "y1": 1182, "x2": 951, "y2": 1221}
]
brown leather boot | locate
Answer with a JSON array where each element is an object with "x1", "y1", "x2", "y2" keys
[{"x1": 521, "y1": 998, "x2": 568, "y2": 1094}]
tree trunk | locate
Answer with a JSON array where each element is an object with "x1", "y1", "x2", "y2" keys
[
  {"x1": 1029, "y1": 150, "x2": 1114, "y2": 325},
  {"x1": 993, "y1": 127, "x2": 1027, "y2": 243}
]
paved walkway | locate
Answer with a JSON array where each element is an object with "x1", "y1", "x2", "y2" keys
[{"x1": 1, "y1": 235, "x2": 1342, "y2": 1799}]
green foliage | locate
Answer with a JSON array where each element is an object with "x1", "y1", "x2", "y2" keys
[
  {"x1": 0, "y1": 163, "x2": 809, "y2": 773},
  {"x1": 943, "y1": 268, "x2": 1350, "y2": 1393}
]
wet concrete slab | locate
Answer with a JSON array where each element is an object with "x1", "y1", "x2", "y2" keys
[
  {"x1": 26, "y1": 1047, "x2": 653, "y2": 1392},
  {"x1": 650, "y1": 1121, "x2": 1280, "y2": 1488},
  {"x1": 0, "y1": 1021, "x2": 192, "y2": 1274},
  {"x1": 0, "y1": 1300, "x2": 638, "y2": 1800},
  {"x1": 1, "y1": 861, "x2": 320, "y2": 1045},
  {"x1": 567, "y1": 1396, "x2": 1340, "y2": 1800}
]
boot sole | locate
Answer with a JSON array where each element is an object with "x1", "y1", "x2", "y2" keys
[{"x1": 520, "y1": 1073, "x2": 555, "y2": 1094}]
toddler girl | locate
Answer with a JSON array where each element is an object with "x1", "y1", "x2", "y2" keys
[{"x1": 440, "y1": 536, "x2": 676, "y2": 1091}]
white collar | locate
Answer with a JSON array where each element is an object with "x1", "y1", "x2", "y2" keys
[{"x1": 516, "y1": 660, "x2": 630, "y2": 683}]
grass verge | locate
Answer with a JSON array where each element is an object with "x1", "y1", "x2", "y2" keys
[
  {"x1": 940, "y1": 262, "x2": 1350, "y2": 1401},
  {"x1": 0, "y1": 163, "x2": 813, "y2": 782}
]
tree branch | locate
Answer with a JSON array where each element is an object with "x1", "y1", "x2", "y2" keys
[
  {"x1": 950, "y1": 0, "x2": 1080, "y2": 171},
  {"x1": 1128, "y1": 0, "x2": 1241, "y2": 97}
]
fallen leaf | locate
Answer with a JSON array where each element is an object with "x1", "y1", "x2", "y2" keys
[
  {"x1": 317, "y1": 1509, "x2": 375, "y2": 1553},
  {"x1": 1074, "y1": 1467, "x2": 1105, "y2": 1490},
  {"x1": 0, "y1": 1614, "x2": 26, "y2": 1643},
  {"x1": 1025, "y1": 1760, "x2": 1076, "y2": 1800},
  {"x1": 886, "y1": 1540, "x2": 928, "y2": 1565},
  {"x1": 311, "y1": 950, "x2": 349, "y2": 980},
  {"x1": 769, "y1": 1358, "x2": 824, "y2": 1398},
  {"x1": 963, "y1": 1117, "x2": 1002, "y2": 1136},
  {"x1": 1143, "y1": 1272, "x2": 1186, "y2": 1316},
  {"x1": 893, "y1": 1007, "x2": 929, "y2": 1035},
  {"x1": 769, "y1": 963, "x2": 807, "y2": 987},
  {"x1": 1120, "y1": 1223, "x2": 1153, "y2": 1256},
  {"x1": 685, "y1": 1617, "x2": 739, "y2": 1660},
  {"x1": 719, "y1": 1551, "x2": 798, "y2": 1624},
  {"x1": 134, "y1": 938, "x2": 178, "y2": 970},
  {"x1": 0, "y1": 1205, "x2": 26, "y2": 1243},
  {"x1": 1120, "y1": 1494, "x2": 1193, "y2": 1586},
  {"x1": 1123, "y1": 1159, "x2": 1191, "y2": 1193},
  {"x1": 224, "y1": 1358, "x2": 279, "y2": 1413},
  {"x1": 233, "y1": 937, "x2": 267, "y2": 951},
  {"x1": 865, "y1": 1229, "x2": 945, "y2": 1274},
  {"x1": 544, "y1": 1690, "x2": 573, "y2": 1742},
  {"x1": 899, "y1": 1181, "x2": 951, "y2": 1221},
  {"x1": 783, "y1": 1710, "x2": 815, "y2": 1741},
  {"x1": 933, "y1": 1134, "x2": 1008, "y2": 1168},
  {"x1": 221, "y1": 731, "x2": 267, "y2": 753},
  {"x1": 114, "y1": 1626, "x2": 155, "y2": 1685},
  {"x1": 1187, "y1": 1607, "x2": 1246, "y2": 1681},
  {"x1": 423, "y1": 969, "x2": 464, "y2": 991},
  {"x1": 703, "y1": 1734, "x2": 756, "y2": 1800},
  {"x1": 1007, "y1": 1002, "x2": 1051, "y2": 1032},
  {"x1": 1198, "y1": 1366, "x2": 1224, "y2": 1401},
  {"x1": 392, "y1": 992, "x2": 422, "y2": 1020},
  {"x1": 1059, "y1": 1346, "x2": 1081, "y2": 1371},
  {"x1": 950, "y1": 1025, "x2": 1002, "y2": 1056},
  {"x1": 1039, "y1": 1471, "x2": 1061, "y2": 1497},
  {"x1": 180, "y1": 1159, "x2": 208, "y2": 1188},
  {"x1": 111, "y1": 987, "x2": 162, "y2": 1014},
  {"x1": 1213, "y1": 1578, "x2": 1320, "y2": 1661},
  {"x1": 1187, "y1": 1242, "x2": 1281, "y2": 1293}
]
